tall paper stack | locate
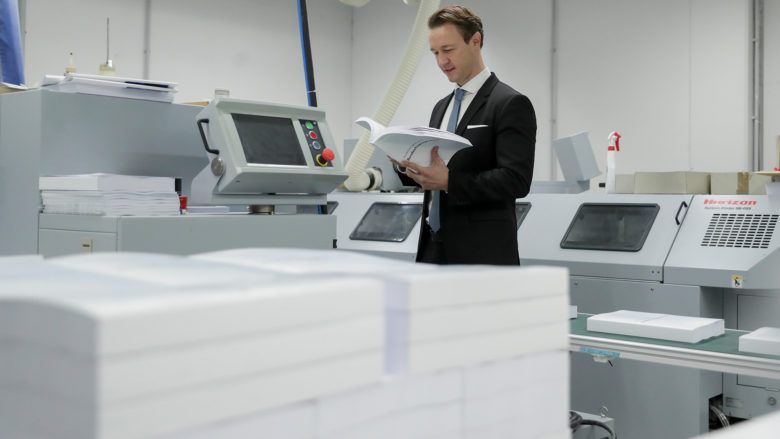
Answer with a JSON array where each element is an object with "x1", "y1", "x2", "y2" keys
[
  {"x1": 2, "y1": 249, "x2": 571, "y2": 439},
  {"x1": 193, "y1": 248, "x2": 570, "y2": 375},
  {"x1": 189, "y1": 248, "x2": 571, "y2": 439},
  {"x1": 462, "y1": 351, "x2": 570, "y2": 439},
  {"x1": 316, "y1": 369, "x2": 463, "y2": 439},
  {"x1": 0, "y1": 255, "x2": 385, "y2": 439}
]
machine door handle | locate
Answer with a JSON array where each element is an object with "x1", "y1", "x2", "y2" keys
[
  {"x1": 197, "y1": 119, "x2": 220, "y2": 155},
  {"x1": 675, "y1": 201, "x2": 689, "y2": 225}
]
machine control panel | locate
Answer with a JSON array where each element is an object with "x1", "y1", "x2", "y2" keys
[{"x1": 299, "y1": 119, "x2": 334, "y2": 167}]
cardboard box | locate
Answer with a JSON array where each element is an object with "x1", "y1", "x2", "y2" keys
[
  {"x1": 710, "y1": 172, "x2": 771, "y2": 195},
  {"x1": 634, "y1": 171, "x2": 710, "y2": 194}
]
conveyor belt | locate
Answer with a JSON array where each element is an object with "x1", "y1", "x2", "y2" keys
[{"x1": 570, "y1": 314, "x2": 780, "y2": 380}]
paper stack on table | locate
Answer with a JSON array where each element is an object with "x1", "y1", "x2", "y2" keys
[
  {"x1": 315, "y1": 369, "x2": 463, "y2": 439},
  {"x1": 739, "y1": 327, "x2": 780, "y2": 356},
  {"x1": 1, "y1": 249, "x2": 572, "y2": 439},
  {"x1": 43, "y1": 73, "x2": 178, "y2": 103},
  {"x1": 587, "y1": 310, "x2": 725, "y2": 343},
  {"x1": 0, "y1": 253, "x2": 385, "y2": 439},
  {"x1": 192, "y1": 248, "x2": 570, "y2": 374},
  {"x1": 40, "y1": 173, "x2": 181, "y2": 216}
]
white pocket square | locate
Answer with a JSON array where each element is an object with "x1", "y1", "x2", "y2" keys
[{"x1": 466, "y1": 124, "x2": 488, "y2": 129}]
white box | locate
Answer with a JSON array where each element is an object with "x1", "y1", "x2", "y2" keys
[
  {"x1": 739, "y1": 327, "x2": 780, "y2": 356},
  {"x1": 587, "y1": 310, "x2": 724, "y2": 343}
]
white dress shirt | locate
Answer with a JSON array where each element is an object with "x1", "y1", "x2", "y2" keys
[{"x1": 438, "y1": 67, "x2": 491, "y2": 131}]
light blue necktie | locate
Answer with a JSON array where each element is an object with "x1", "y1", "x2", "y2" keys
[{"x1": 429, "y1": 88, "x2": 466, "y2": 232}]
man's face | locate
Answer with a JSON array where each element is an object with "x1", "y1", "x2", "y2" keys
[{"x1": 429, "y1": 23, "x2": 481, "y2": 86}]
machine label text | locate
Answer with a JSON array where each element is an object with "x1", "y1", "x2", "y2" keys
[{"x1": 703, "y1": 199, "x2": 757, "y2": 206}]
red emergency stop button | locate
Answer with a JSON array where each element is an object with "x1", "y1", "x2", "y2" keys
[{"x1": 316, "y1": 148, "x2": 335, "y2": 166}]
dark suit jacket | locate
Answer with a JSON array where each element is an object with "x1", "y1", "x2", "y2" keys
[{"x1": 399, "y1": 73, "x2": 536, "y2": 264}]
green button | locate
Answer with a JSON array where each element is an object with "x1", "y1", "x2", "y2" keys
[{"x1": 305, "y1": 121, "x2": 314, "y2": 129}]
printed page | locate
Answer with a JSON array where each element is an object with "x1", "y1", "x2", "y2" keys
[{"x1": 355, "y1": 117, "x2": 471, "y2": 167}]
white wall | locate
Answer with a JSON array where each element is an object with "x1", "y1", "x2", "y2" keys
[
  {"x1": 24, "y1": 0, "x2": 146, "y2": 81},
  {"x1": 556, "y1": 0, "x2": 750, "y2": 180},
  {"x1": 764, "y1": 0, "x2": 780, "y2": 170},
  {"x1": 20, "y1": 0, "x2": 763, "y2": 180}
]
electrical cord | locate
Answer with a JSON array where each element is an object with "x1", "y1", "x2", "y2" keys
[
  {"x1": 709, "y1": 404, "x2": 730, "y2": 429},
  {"x1": 569, "y1": 411, "x2": 617, "y2": 439}
]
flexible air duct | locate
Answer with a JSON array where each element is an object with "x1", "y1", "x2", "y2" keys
[{"x1": 343, "y1": 0, "x2": 441, "y2": 191}]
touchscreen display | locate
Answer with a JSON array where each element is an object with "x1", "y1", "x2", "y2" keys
[{"x1": 232, "y1": 114, "x2": 306, "y2": 166}]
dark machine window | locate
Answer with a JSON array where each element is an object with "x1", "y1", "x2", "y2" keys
[
  {"x1": 232, "y1": 114, "x2": 306, "y2": 166},
  {"x1": 515, "y1": 203, "x2": 531, "y2": 230},
  {"x1": 560, "y1": 203, "x2": 659, "y2": 252},
  {"x1": 350, "y1": 203, "x2": 423, "y2": 242}
]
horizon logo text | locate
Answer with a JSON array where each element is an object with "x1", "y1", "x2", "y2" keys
[{"x1": 703, "y1": 199, "x2": 757, "y2": 206}]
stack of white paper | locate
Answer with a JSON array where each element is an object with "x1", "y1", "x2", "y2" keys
[
  {"x1": 383, "y1": 265, "x2": 569, "y2": 374},
  {"x1": 587, "y1": 310, "x2": 725, "y2": 343},
  {"x1": 193, "y1": 248, "x2": 571, "y2": 374},
  {"x1": 739, "y1": 327, "x2": 780, "y2": 356},
  {"x1": 316, "y1": 369, "x2": 463, "y2": 439},
  {"x1": 43, "y1": 73, "x2": 178, "y2": 103},
  {"x1": 156, "y1": 352, "x2": 570, "y2": 439},
  {"x1": 0, "y1": 255, "x2": 385, "y2": 439},
  {"x1": 160, "y1": 402, "x2": 317, "y2": 439},
  {"x1": 40, "y1": 173, "x2": 180, "y2": 216},
  {"x1": 462, "y1": 351, "x2": 570, "y2": 439}
]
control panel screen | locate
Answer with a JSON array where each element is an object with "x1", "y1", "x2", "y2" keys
[
  {"x1": 232, "y1": 114, "x2": 307, "y2": 166},
  {"x1": 350, "y1": 203, "x2": 423, "y2": 242},
  {"x1": 560, "y1": 203, "x2": 659, "y2": 252}
]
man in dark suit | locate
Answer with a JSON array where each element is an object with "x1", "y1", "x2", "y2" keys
[{"x1": 395, "y1": 5, "x2": 536, "y2": 265}]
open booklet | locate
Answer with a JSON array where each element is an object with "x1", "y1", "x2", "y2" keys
[{"x1": 356, "y1": 117, "x2": 472, "y2": 167}]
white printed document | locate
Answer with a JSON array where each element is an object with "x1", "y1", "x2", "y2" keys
[
  {"x1": 355, "y1": 117, "x2": 472, "y2": 167},
  {"x1": 587, "y1": 310, "x2": 724, "y2": 343},
  {"x1": 739, "y1": 327, "x2": 780, "y2": 356}
]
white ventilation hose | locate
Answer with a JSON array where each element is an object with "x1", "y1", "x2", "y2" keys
[{"x1": 343, "y1": 0, "x2": 441, "y2": 191}]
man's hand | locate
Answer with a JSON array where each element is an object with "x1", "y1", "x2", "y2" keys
[{"x1": 400, "y1": 146, "x2": 449, "y2": 191}]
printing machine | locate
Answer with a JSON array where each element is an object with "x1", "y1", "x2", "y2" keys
[
  {"x1": 329, "y1": 131, "x2": 594, "y2": 261},
  {"x1": 0, "y1": 90, "x2": 345, "y2": 257},
  {"x1": 331, "y1": 186, "x2": 780, "y2": 438},
  {"x1": 517, "y1": 193, "x2": 780, "y2": 439},
  {"x1": 328, "y1": 191, "x2": 532, "y2": 261}
]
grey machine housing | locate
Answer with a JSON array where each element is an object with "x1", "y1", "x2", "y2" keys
[{"x1": 191, "y1": 98, "x2": 348, "y2": 206}]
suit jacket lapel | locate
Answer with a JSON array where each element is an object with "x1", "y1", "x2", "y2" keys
[
  {"x1": 455, "y1": 72, "x2": 499, "y2": 136},
  {"x1": 430, "y1": 94, "x2": 450, "y2": 129}
]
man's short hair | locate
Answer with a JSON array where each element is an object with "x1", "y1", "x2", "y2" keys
[{"x1": 428, "y1": 5, "x2": 484, "y2": 48}]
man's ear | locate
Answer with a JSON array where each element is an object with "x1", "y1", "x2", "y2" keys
[{"x1": 471, "y1": 32, "x2": 482, "y2": 48}]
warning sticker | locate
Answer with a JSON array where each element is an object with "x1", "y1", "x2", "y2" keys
[{"x1": 731, "y1": 275, "x2": 743, "y2": 288}]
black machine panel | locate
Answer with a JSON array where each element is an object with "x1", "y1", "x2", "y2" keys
[
  {"x1": 232, "y1": 114, "x2": 306, "y2": 166},
  {"x1": 350, "y1": 203, "x2": 423, "y2": 242},
  {"x1": 515, "y1": 202, "x2": 531, "y2": 230},
  {"x1": 560, "y1": 203, "x2": 659, "y2": 252}
]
